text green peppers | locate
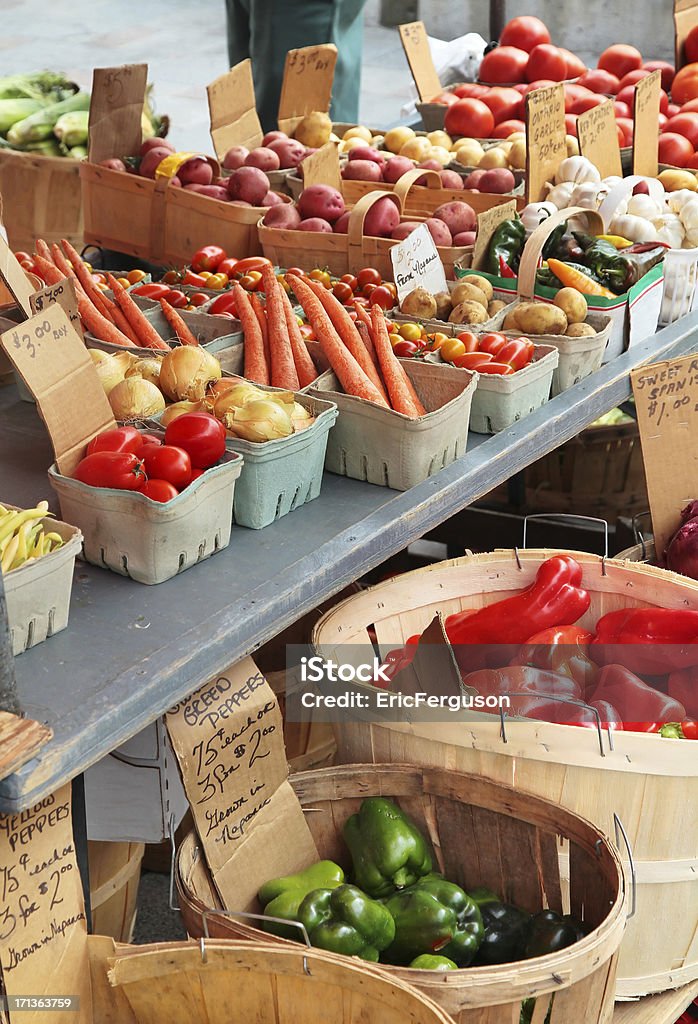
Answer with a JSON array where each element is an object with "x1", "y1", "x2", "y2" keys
[
  {"x1": 297, "y1": 884, "x2": 395, "y2": 961},
  {"x1": 383, "y1": 874, "x2": 483, "y2": 966},
  {"x1": 260, "y1": 861, "x2": 344, "y2": 941},
  {"x1": 343, "y1": 797, "x2": 432, "y2": 898},
  {"x1": 410, "y1": 954, "x2": 458, "y2": 970}
]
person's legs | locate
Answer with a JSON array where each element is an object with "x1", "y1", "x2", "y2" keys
[{"x1": 226, "y1": 0, "x2": 252, "y2": 70}]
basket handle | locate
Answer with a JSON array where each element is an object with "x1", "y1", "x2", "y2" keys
[
  {"x1": 613, "y1": 814, "x2": 637, "y2": 920},
  {"x1": 198, "y1": 908, "x2": 313, "y2": 968},
  {"x1": 347, "y1": 189, "x2": 403, "y2": 267},
  {"x1": 392, "y1": 167, "x2": 442, "y2": 206},
  {"x1": 517, "y1": 205, "x2": 605, "y2": 300},
  {"x1": 497, "y1": 692, "x2": 614, "y2": 757},
  {"x1": 520, "y1": 513, "x2": 609, "y2": 562},
  {"x1": 597, "y1": 175, "x2": 666, "y2": 232}
]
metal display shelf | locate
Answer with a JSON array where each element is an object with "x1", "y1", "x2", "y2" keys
[{"x1": 1, "y1": 311, "x2": 698, "y2": 812}]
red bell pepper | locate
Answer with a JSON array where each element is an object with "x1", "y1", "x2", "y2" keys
[
  {"x1": 668, "y1": 666, "x2": 698, "y2": 717},
  {"x1": 513, "y1": 695, "x2": 623, "y2": 730},
  {"x1": 592, "y1": 608, "x2": 698, "y2": 674},
  {"x1": 512, "y1": 625, "x2": 598, "y2": 691},
  {"x1": 589, "y1": 664, "x2": 686, "y2": 728},
  {"x1": 464, "y1": 664, "x2": 583, "y2": 701}
]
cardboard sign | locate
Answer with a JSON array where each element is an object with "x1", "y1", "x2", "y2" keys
[
  {"x1": 675, "y1": 0, "x2": 698, "y2": 68},
  {"x1": 29, "y1": 278, "x2": 82, "y2": 341},
  {"x1": 0, "y1": 306, "x2": 116, "y2": 476},
  {"x1": 88, "y1": 64, "x2": 148, "y2": 164},
  {"x1": 525, "y1": 84, "x2": 567, "y2": 204},
  {"x1": 471, "y1": 199, "x2": 518, "y2": 272},
  {"x1": 207, "y1": 59, "x2": 263, "y2": 161},
  {"x1": 0, "y1": 785, "x2": 91, "y2": 1024},
  {"x1": 0, "y1": 236, "x2": 34, "y2": 316},
  {"x1": 633, "y1": 70, "x2": 661, "y2": 178},
  {"x1": 278, "y1": 44, "x2": 337, "y2": 134},
  {"x1": 399, "y1": 21, "x2": 442, "y2": 103},
  {"x1": 578, "y1": 99, "x2": 623, "y2": 179},
  {"x1": 301, "y1": 141, "x2": 341, "y2": 191},
  {"x1": 631, "y1": 353, "x2": 698, "y2": 556},
  {"x1": 390, "y1": 223, "x2": 448, "y2": 302},
  {"x1": 166, "y1": 658, "x2": 317, "y2": 913}
]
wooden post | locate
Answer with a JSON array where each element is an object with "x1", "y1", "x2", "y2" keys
[
  {"x1": 0, "y1": 568, "x2": 18, "y2": 714},
  {"x1": 490, "y1": 0, "x2": 506, "y2": 40}
]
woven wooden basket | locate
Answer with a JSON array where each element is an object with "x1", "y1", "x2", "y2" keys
[
  {"x1": 341, "y1": 167, "x2": 525, "y2": 217},
  {"x1": 88, "y1": 841, "x2": 144, "y2": 943},
  {"x1": 176, "y1": 763, "x2": 626, "y2": 1024},
  {"x1": 312, "y1": 550, "x2": 698, "y2": 999},
  {"x1": 267, "y1": 666, "x2": 337, "y2": 772},
  {"x1": 0, "y1": 150, "x2": 83, "y2": 252}
]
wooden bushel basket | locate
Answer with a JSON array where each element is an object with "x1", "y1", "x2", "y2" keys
[
  {"x1": 88, "y1": 935, "x2": 453, "y2": 1024},
  {"x1": 266, "y1": 667, "x2": 337, "y2": 772},
  {"x1": 0, "y1": 150, "x2": 83, "y2": 252},
  {"x1": 176, "y1": 763, "x2": 626, "y2": 1024},
  {"x1": 88, "y1": 841, "x2": 144, "y2": 943},
  {"x1": 311, "y1": 550, "x2": 698, "y2": 999}
]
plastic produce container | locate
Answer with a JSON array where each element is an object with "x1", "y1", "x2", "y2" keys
[{"x1": 469, "y1": 345, "x2": 558, "y2": 434}]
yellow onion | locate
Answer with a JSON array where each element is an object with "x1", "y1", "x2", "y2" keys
[
  {"x1": 160, "y1": 400, "x2": 204, "y2": 427},
  {"x1": 90, "y1": 350, "x2": 135, "y2": 396},
  {"x1": 225, "y1": 399, "x2": 293, "y2": 442},
  {"x1": 213, "y1": 383, "x2": 265, "y2": 420},
  {"x1": 291, "y1": 402, "x2": 315, "y2": 432},
  {"x1": 159, "y1": 346, "x2": 221, "y2": 402},
  {"x1": 108, "y1": 378, "x2": 165, "y2": 420},
  {"x1": 126, "y1": 357, "x2": 162, "y2": 388}
]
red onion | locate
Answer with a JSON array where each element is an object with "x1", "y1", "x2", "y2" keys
[
  {"x1": 666, "y1": 517, "x2": 698, "y2": 580},
  {"x1": 680, "y1": 500, "x2": 698, "y2": 524}
]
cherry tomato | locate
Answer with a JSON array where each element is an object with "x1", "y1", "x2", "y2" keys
[
  {"x1": 133, "y1": 282, "x2": 172, "y2": 299},
  {"x1": 116, "y1": 277, "x2": 130, "y2": 289},
  {"x1": 445, "y1": 98, "x2": 495, "y2": 137},
  {"x1": 162, "y1": 269, "x2": 182, "y2": 285},
  {"x1": 286, "y1": 266, "x2": 306, "y2": 278},
  {"x1": 387, "y1": 320, "x2": 399, "y2": 333},
  {"x1": 209, "y1": 293, "x2": 238, "y2": 317},
  {"x1": 206, "y1": 273, "x2": 229, "y2": 290},
  {"x1": 370, "y1": 285, "x2": 395, "y2": 310},
  {"x1": 357, "y1": 268, "x2": 382, "y2": 290},
  {"x1": 187, "y1": 291, "x2": 211, "y2": 308},
  {"x1": 239, "y1": 271, "x2": 263, "y2": 291},
  {"x1": 393, "y1": 340, "x2": 419, "y2": 357},
  {"x1": 453, "y1": 352, "x2": 495, "y2": 370},
  {"x1": 141, "y1": 479, "x2": 179, "y2": 502},
  {"x1": 440, "y1": 338, "x2": 467, "y2": 363},
  {"x1": 399, "y1": 322, "x2": 422, "y2": 342},
  {"x1": 362, "y1": 283, "x2": 378, "y2": 300},
  {"x1": 478, "y1": 332, "x2": 508, "y2": 358},
  {"x1": 332, "y1": 281, "x2": 354, "y2": 304},
  {"x1": 139, "y1": 433, "x2": 163, "y2": 448},
  {"x1": 456, "y1": 331, "x2": 479, "y2": 353},
  {"x1": 341, "y1": 274, "x2": 358, "y2": 290},
  {"x1": 428, "y1": 332, "x2": 450, "y2": 350},
  {"x1": 216, "y1": 257, "x2": 239, "y2": 277},
  {"x1": 74, "y1": 451, "x2": 146, "y2": 490},
  {"x1": 234, "y1": 256, "x2": 272, "y2": 275},
  {"x1": 189, "y1": 468, "x2": 205, "y2": 484},
  {"x1": 477, "y1": 361, "x2": 515, "y2": 375},
  {"x1": 87, "y1": 425, "x2": 143, "y2": 457},
  {"x1": 499, "y1": 339, "x2": 533, "y2": 371},
  {"x1": 199, "y1": 271, "x2": 213, "y2": 280},
  {"x1": 308, "y1": 268, "x2": 332, "y2": 289},
  {"x1": 191, "y1": 245, "x2": 227, "y2": 273},
  {"x1": 127, "y1": 268, "x2": 148, "y2": 285},
  {"x1": 164, "y1": 412, "x2": 226, "y2": 469},
  {"x1": 182, "y1": 270, "x2": 208, "y2": 288},
  {"x1": 142, "y1": 444, "x2": 192, "y2": 488},
  {"x1": 681, "y1": 719, "x2": 698, "y2": 740}
]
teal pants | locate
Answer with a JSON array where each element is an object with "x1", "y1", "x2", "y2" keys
[{"x1": 226, "y1": 0, "x2": 366, "y2": 132}]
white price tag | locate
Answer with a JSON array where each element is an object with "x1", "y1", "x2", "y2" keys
[{"x1": 390, "y1": 223, "x2": 448, "y2": 303}]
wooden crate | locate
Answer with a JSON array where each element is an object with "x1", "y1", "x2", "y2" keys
[
  {"x1": 88, "y1": 841, "x2": 144, "y2": 943},
  {"x1": 0, "y1": 150, "x2": 83, "y2": 252}
]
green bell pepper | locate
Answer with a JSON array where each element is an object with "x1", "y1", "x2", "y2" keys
[
  {"x1": 343, "y1": 797, "x2": 432, "y2": 898},
  {"x1": 524, "y1": 910, "x2": 584, "y2": 959},
  {"x1": 470, "y1": 888, "x2": 531, "y2": 966},
  {"x1": 485, "y1": 217, "x2": 526, "y2": 276},
  {"x1": 383, "y1": 874, "x2": 483, "y2": 966},
  {"x1": 410, "y1": 954, "x2": 458, "y2": 970},
  {"x1": 297, "y1": 883, "x2": 395, "y2": 961},
  {"x1": 260, "y1": 861, "x2": 345, "y2": 941}
]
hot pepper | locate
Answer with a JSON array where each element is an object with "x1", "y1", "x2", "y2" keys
[
  {"x1": 485, "y1": 218, "x2": 526, "y2": 276},
  {"x1": 260, "y1": 860, "x2": 345, "y2": 940},
  {"x1": 589, "y1": 664, "x2": 686, "y2": 729},
  {"x1": 297, "y1": 884, "x2": 395, "y2": 961},
  {"x1": 343, "y1": 797, "x2": 432, "y2": 898},
  {"x1": 659, "y1": 722, "x2": 683, "y2": 739},
  {"x1": 592, "y1": 608, "x2": 698, "y2": 674},
  {"x1": 383, "y1": 875, "x2": 483, "y2": 966}
]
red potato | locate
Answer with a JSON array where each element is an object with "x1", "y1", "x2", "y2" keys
[
  {"x1": 245, "y1": 147, "x2": 281, "y2": 171},
  {"x1": 463, "y1": 169, "x2": 486, "y2": 188},
  {"x1": 391, "y1": 221, "x2": 421, "y2": 240},
  {"x1": 184, "y1": 183, "x2": 229, "y2": 201},
  {"x1": 453, "y1": 230, "x2": 476, "y2": 245},
  {"x1": 223, "y1": 145, "x2": 249, "y2": 170},
  {"x1": 298, "y1": 184, "x2": 345, "y2": 222},
  {"x1": 478, "y1": 168, "x2": 516, "y2": 194},
  {"x1": 263, "y1": 204, "x2": 301, "y2": 228},
  {"x1": 333, "y1": 212, "x2": 350, "y2": 233},
  {"x1": 298, "y1": 218, "x2": 333, "y2": 232},
  {"x1": 433, "y1": 200, "x2": 476, "y2": 235},
  {"x1": 139, "y1": 146, "x2": 174, "y2": 178},
  {"x1": 364, "y1": 196, "x2": 400, "y2": 238},
  {"x1": 170, "y1": 176, "x2": 182, "y2": 187},
  {"x1": 261, "y1": 191, "x2": 285, "y2": 207},
  {"x1": 263, "y1": 130, "x2": 288, "y2": 146},
  {"x1": 425, "y1": 218, "x2": 453, "y2": 246},
  {"x1": 341, "y1": 160, "x2": 383, "y2": 182},
  {"x1": 228, "y1": 199, "x2": 252, "y2": 207},
  {"x1": 268, "y1": 138, "x2": 306, "y2": 168},
  {"x1": 383, "y1": 155, "x2": 416, "y2": 183},
  {"x1": 99, "y1": 158, "x2": 126, "y2": 171},
  {"x1": 439, "y1": 169, "x2": 464, "y2": 189},
  {"x1": 178, "y1": 157, "x2": 214, "y2": 186},
  {"x1": 140, "y1": 137, "x2": 175, "y2": 157},
  {"x1": 227, "y1": 165, "x2": 270, "y2": 204},
  {"x1": 348, "y1": 145, "x2": 386, "y2": 167},
  {"x1": 417, "y1": 159, "x2": 444, "y2": 172}
]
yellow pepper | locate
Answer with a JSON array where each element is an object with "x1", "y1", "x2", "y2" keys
[{"x1": 597, "y1": 234, "x2": 633, "y2": 250}]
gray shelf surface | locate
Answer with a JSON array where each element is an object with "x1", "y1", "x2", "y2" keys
[{"x1": 2, "y1": 311, "x2": 698, "y2": 812}]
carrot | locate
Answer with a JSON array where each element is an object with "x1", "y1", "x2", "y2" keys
[
  {"x1": 159, "y1": 299, "x2": 199, "y2": 346},
  {"x1": 352, "y1": 301, "x2": 380, "y2": 371},
  {"x1": 545, "y1": 259, "x2": 617, "y2": 298},
  {"x1": 250, "y1": 292, "x2": 270, "y2": 368},
  {"x1": 289, "y1": 273, "x2": 389, "y2": 407},
  {"x1": 35, "y1": 238, "x2": 53, "y2": 263},
  {"x1": 50, "y1": 243, "x2": 77, "y2": 281},
  {"x1": 60, "y1": 238, "x2": 116, "y2": 322},
  {"x1": 107, "y1": 274, "x2": 170, "y2": 350},
  {"x1": 32, "y1": 256, "x2": 133, "y2": 348},
  {"x1": 261, "y1": 265, "x2": 300, "y2": 390},
  {"x1": 370, "y1": 305, "x2": 427, "y2": 417},
  {"x1": 280, "y1": 285, "x2": 317, "y2": 388},
  {"x1": 303, "y1": 277, "x2": 388, "y2": 400},
  {"x1": 233, "y1": 283, "x2": 269, "y2": 385}
]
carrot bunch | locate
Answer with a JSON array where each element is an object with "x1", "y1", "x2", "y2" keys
[
  {"x1": 31, "y1": 239, "x2": 171, "y2": 351},
  {"x1": 288, "y1": 273, "x2": 426, "y2": 418}
]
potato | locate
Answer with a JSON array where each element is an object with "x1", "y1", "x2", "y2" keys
[
  {"x1": 565, "y1": 322, "x2": 597, "y2": 337},
  {"x1": 364, "y1": 195, "x2": 400, "y2": 237},
  {"x1": 455, "y1": 139, "x2": 485, "y2": 166},
  {"x1": 449, "y1": 301, "x2": 489, "y2": 326},
  {"x1": 298, "y1": 184, "x2": 345, "y2": 223},
  {"x1": 433, "y1": 201, "x2": 476, "y2": 237},
  {"x1": 507, "y1": 139, "x2": 526, "y2": 170},
  {"x1": 433, "y1": 291, "x2": 453, "y2": 320},
  {"x1": 263, "y1": 205, "x2": 301, "y2": 228},
  {"x1": 478, "y1": 168, "x2": 516, "y2": 194},
  {"x1": 245, "y1": 147, "x2": 281, "y2": 172},
  {"x1": 658, "y1": 168, "x2": 698, "y2": 192},
  {"x1": 268, "y1": 138, "x2": 307, "y2": 168},
  {"x1": 384, "y1": 126, "x2": 415, "y2": 154},
  {"x1": 502, "y1": 309, "x2": 520, "y2": 330},
  {"x1": 451, "y1": 281, "x2": 488, "y2": 308},
  {"x1": 227, "y1": 166, "x2": 269, "y2": 204},
  {"x1": 515, "y1": 302, "x2": 568, "y2": 336},
  {"x1": 554, "y1": 287, "x2": 588, "y2": 324},
  {"x1": 341, "y1": 160, "x2": 383, "y2": 182},
  {"x1": 427, "y1": 130, "x2": 454, "y2": 151},
  {"x1": 566, "y1": 134, "x2": 580, "y2": 157},
  {"x1": 426, "y1": 145, "x2": 453, "y2": 166},
  {"x1": 462, "y1": 274, "x2": 494, "y2": 301},
  {"x1": 488, "y1": 299, "x2": 507, "y2": 316},
  {"x1": 478, "y1": 147, "x2": 509, "y2": 169},
  {"x1": 400, "y1": 137, "x2": 432, "y2": 162},
  {"x1": 343, "y1": 125, "x2": 372, "y2": 143},
  {"x1": 401, "y1": 287, "x2": 437, "y2": 319},
  {"x1": 425, "y1": 217, "x2": 453, "y2": 246},
  {"x1": 294, "y1": 111, "x2": 332, "y2": 148}
]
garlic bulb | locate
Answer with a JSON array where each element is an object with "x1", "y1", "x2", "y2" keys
[
  {"x1": 546, "y1": 181, "x2": 575, "y2": 209},
  {"x1": 554, "y1": 156, "x2": 601, "y2": 185},
  {"x1": 520, "y1": 201, "x2": 557, "y2": 232},
  {"x1": 569, "y1": 181, "x2": 608, "y2": 210},
  {"x1": 627, "y1": 194, "x2": 663, "y2": 220},
  {"x1": 609, "y1": 214, "x2": 658, "y2": 242},
  {"x1": 653, "y1": 213, "x2": 684, "y2": 249}
]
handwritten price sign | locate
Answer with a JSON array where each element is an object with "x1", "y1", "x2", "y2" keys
[
  {"x1": 278, "y1": 44, "x2": 338, "y2": 130},
  {"x1": 390, "y1": 223, "x2": 447, "y2": 302},
  {"x1": 525, "y1": 84, "x2": 567, "y2": 203},
  {"x1": 399, "y1": 21, "x2": 442, "y2": 102},
  {"x1": 29, "y1": 278, "x2": 82, "y2": 340},
  {"x1": 633, "y1": 69, "x2": 661, "y2": 176},
  {"x1": 577, "y1": 99, "x2": 622, "y2": 178}
]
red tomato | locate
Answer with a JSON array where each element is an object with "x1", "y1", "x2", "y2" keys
[
  {"x1": 188, "y1": 291, "x2": 211, "y2": 307},
  {"x1": 522, "y1": 78, "x2": 558, "y2": 93},
  {"x1": 453, "y1": 82, "x2": 489, "y2": 100},
  {"x1": 182, "y1": 269, "x2": 208, "y2": 288},
  {"x1": 191, "y1": 246, "x2": 227, "y2": 273},
  {"x1": 684, "y1": 152, "x2": 698, "y2": 169},
  {"x1": 526, "y1": 44, "x2": 567, "y2": 83},
  {"x1": 139, "y1": 433, "x2": 163, "y2": 448},
  {"x1": 453, "y1": 352, "x2": 494, "y2": 370},
  {"x1": 393, "y1": 340, "x2": 419, "y2": 357},
  {"x1": 456, "y1": 331, "x2": 479, "y2": 352},
  {"x1": 668, "y1": 102, "x2": 681, "y2": 117},
  {"x1": 234, "y1": 256, "x2": 272, "y2": 275},
  {"x1": 658, "y1": 112, "x2": 668, "y2": 130},
  {"x1": 357, "y1": 267, "x2": 382, "y2": 289},
  {"x1": 565, "y1": 113, "x2": 579, "y2": 136},
  {"x1": 618, "y1": 68, "x2": 650, "y2": 90},
  {"x1": 613, "y1": 100, "x2": 631, "y2": 118},
  {"x1": 563, "y1": 83, "x2": 589, "y2": 112},
  {"x1": 332, "y1": 281, "x2": 354, "y2": 304},
  {"x1": 370, "y1": 286, "x2": 394, "y2": 310},
  {"x1": 430, "y1": 90, "x2": 459, "y2": 107},
  {"x1": 87, "y1": 426, "x2": 144, "y2": 457},
  {"x1": 665, "y1": 112, "x2": 698, "y2": 148},
  {"x1": 74, "y1": 451, "x2": 146, "y2": 490},
  {"x1": 492, "y1": 119, "x2": 526, "y2": 138},
  {"x1": 142, "y1": 444, "x2": 192, "y2": 488},
  {"x1": 189, "y1": 468, "x2": 205, "y2": 484},
  {"x1": 659, "y1": 132, "x2": 695, "y2": 167},
  {"x1": 597, "y1": 44, "x2": 643, "y2": 80},
  {"x1": 208, "y1": 293, "x2": 238, "y2": 316},
  {"x1": 480, "y1": 87, "x2": 523, "y2": 124},
  {"x1": 686, "y1": 26, "x2": 698, "y2": 63},
  {"x1": 216, "y1": 257, "x2": 239, "y2": 277},
  {"x1": 559, "y1": 48, "x2": 586, "y2": 79},
  {"x1": 164, "y1": 412, "x2": 226, "y2": 469},
  {"x1": 478, "y1": 46, "x2": 529, "y2": 85},
  {"x1": 477, "y1": 361, "x2": 515, "y2": 375},
  {"x1": 478, "y1": 332, "x2": 507, "y2": 357},
  {"x1": 499, "y1": 16, "x2": 550, "y2": 53},
  {"x1": 445, "y1": 97, "x2": 495, "y2": 137},
  {"x1": 570, "y1": 94, "x2": 607, "y2": 115},
  {"x1": 577, "y1": 69, "x2": 620, "y2": 94},
  {"x1": 162, "y1": 269, "x2": 182, "y2": 285},
  {"x1": 499, "y1": 339, "x2": 533, "y2": 370},
  {"x1": 616, "y1": 85, "x2": 668, "y2": 116},
  {"x1": 341, "y1": 273, "x2": 358, "y2": 289},
  {"x1": 362, "y1": 283, "x2": 378, "y2": 299},
  {"x1": 643, "y1": 60, "x2": 675, "y2": 92},
  {"x1": 165, "y1": 289, "x2": 189, "y2": 308},
  {"x1": 681, "y1": 719, "x2": 698, "y2": 739},
  {"x1": 615, "y1": 117, "x2": 634, "y2": 146},
  {"x1": 141, "y1": 479, "x2": 178, "y2": 502},
  {"x1": 133, "y1": 282, "x2": 171, "y2": 299}
]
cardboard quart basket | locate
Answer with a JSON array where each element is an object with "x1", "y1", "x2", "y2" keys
[
  {"x1": 469, "y1": 344, "x2": 558, "y2": 434},
  {"x1": 84, "y1": 305, "x2": 243, "y2": 357},
  {"x1": 0, "y1": 149, "x2": 83, "y2": 253},
  {"x1": 306, "y1": 358, "x2": 477, "y2": 490}
]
